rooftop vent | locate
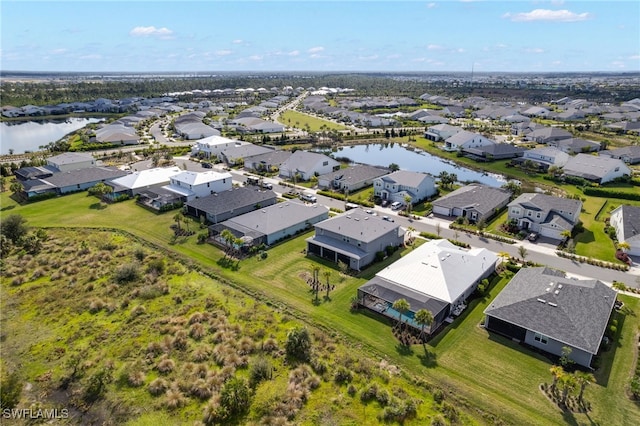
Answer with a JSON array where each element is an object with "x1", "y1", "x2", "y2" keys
[
  {"x1": 548, "y1": 302, "x2": 558, "y2": 307},
  {"x1": 537, "y1": 298, "x2": 546, "y2": 303},
  {"x1": 554, "y1": 290, "x2": 560, "y2": 295},
  {"x1": 557, "y1": 284, "x2": 563, "y2": 289}
]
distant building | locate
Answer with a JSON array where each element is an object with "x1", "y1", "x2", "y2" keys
[
  {"x1": 47, "y1": 152, "x2": 96, "y2": 172},
  {"x1": 561, "y1": 154, "x2": 631, "y2": 184},
  {"x1": 432, "y1": 184, "x2": 511, "y2": 223},
  {"x1": 609, "y1": 205, "x2": 640, "y2": 256},
  {"x1": 373, "y1": 170, "x2": 437, "y2": 204},
  {"x1": 507, "y1": 193, "x2": 582, "y2": 240},
  {"x1": 185, "y1": 187, "x2": 277, "y2": 224}
]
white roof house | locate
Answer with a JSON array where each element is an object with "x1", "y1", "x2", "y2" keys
[
  {"x1": 47, "y1": 152, "x2": 96, "y2": 172},
  {"x1": 163, "y1": 170, "x2": 233, "y2": 201},
  {"x1": 562, "y1": 154, "x2": 631, "y2": 184},
  {"x1": 443, "y1": 130, "x2": 495, "y2": 152},
  {"x1": 610, "y1": 205, "x2": 640, "y2": 256},
  {"x1": 376, "y1": 239, "x2": 497, "y2": 306},
  {"x1": 191, "y1": 135, "x2": 249, "y2": 159},
  {"x1": 107, "y1": 166, "x2": 182, "y2": 197}
]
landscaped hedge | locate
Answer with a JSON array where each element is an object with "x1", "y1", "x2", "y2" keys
[
  {"x1": 316, "y1": 190, "x2": 375, "y2": 208},
  {"x1": 555, "y1": 251, "x2": 629, "y2": 271},
  {"x1": 581, "y1": 187, "x2": 640, "y2": 201}
]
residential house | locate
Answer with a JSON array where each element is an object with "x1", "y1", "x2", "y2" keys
[
  {"x1": 424, "y1": 124, "x2": 462, "y2": 142},
  {"x1": 443, "y1": 130, "x2": 495, "y2": 152},
  {"x1": 609, "y1": 205, "x2": 640, "y2": 256},
  {"x1": 484, "y1": 267, "x2": 616, "y2": 368},
  {"x1": 373, "y1": 170, "x2": 437, "y2": 204},
  {"x1": 185, "y1": 187, "x2": 277, "y2": 224},
  {"x1": 561, "y1": 154, "x2": 631, "y2": 184},
  {"x1": 521, "y1": 147, "x2": 570, "y2": 169},
  {"x1": 317, "y1": 164, "x2": 389, "y2": 193},
  {"x1": 525, "y1": 127, "x2": 573, "y2": 144},
  {"x1": 47, "y1": 152, "x2": 96, "y2": 172},
  {"x1": 210, "y1": 200, "x2": 329, "y2": 247},
  {"x1": 20, "y1": 167, "x2": 128, "y2": 199},
  {"x1": 549, "y1": 138, "x2": 600, "y2": 154},
  {"x1": 306, "y1": 210, "x2": 404, "y2": 271},
  {"x1": 191, "y1": 135, "x2": 248, "y2": 160},
  {"x1": 507, "y1": 193, "x2": 582, "y2": 240},
  {"x1": 463, "y1": 143, "x2": 526, "y2": 160},
  {"x1": 357, "y1": 239, "x2": 498, "y2": 334},
  {"x1": 219, "y1": 144, "x2": 275, "y2": 166},
  {"x1": 95, "y1": 122, "x2": 140, "y2": 145},
  {"x1": 163, "y1": 170, "x2": 233, "y2": 202},
  {"x1": 106, "y1": 166, "x2": 182, "y2": 200},
  {"x1": 432, "y1": 184, "x2": 511, "y2": 223},
  {"x1": 14, "y1": 166, "x2": 58, "y2": 181},
  {"x1": 230, "y1": 117, "x2": 285, "y2": 133},
  {"x1": 279, "y1": 151, "x2": 340, "y2": 181},
  {"x1": 522, "y1": 106, "x2": 552, "y2": 118},
  {"x1": 243, "y1": 150, "x2": 292, "y2": 173},
  {"x1": 599, "y1": 146, "x2": 640, "y2": 165}
]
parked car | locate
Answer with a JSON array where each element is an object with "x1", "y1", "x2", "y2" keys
[
  {"x1": 300, "y1": 191, "x2": 317, "y2": 203},
  {"x1": 261, "y1": 182, "x2": 273, "y2": 190},
  {"x1": 381, "y1": 200, "x2": 390, "y2": 207},
  {"x1": 202, "y1": 162, "x2": 213, "y2": 169},
  {"x1": 390, "y1": 201, "x2": 404, "y2": 210},
  {"x1": 527, "y1": 232, "x2": 539, "y2": 242},
  {"x1": 382, "y1": 216, "x2": 394, "y2": 222}
]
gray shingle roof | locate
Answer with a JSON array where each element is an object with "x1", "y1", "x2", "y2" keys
[
  {"x1": 319, "y1": 164, "x2": 389, "y2": 185},
  {"x1": 509, "y1": 193, "x2": 581, "y2": 224},
  {"x1": 44, "y1": 167, "x2": 127, "y2": 188},
  {"x1": 185, "y1": 187, "x2": 276, "y2": 216},
  {"x1": 433, "y1": 184, "x2": 511, "y2": 216},
  {"x1": 615, "y1": 205, "x2": 640, "y2": 241},
  {"x1": 380, "y1": 170, "x2": 435, "y2": 188},
  {"x1": 484, "y1": 267, "x2": 616, "y2": 354},
  {"x1": 314, "y1": 210, "x2": 401, "y2": 243},
  {"x1": 562, "y1": 153, "x2": 629, "y2": 180}
]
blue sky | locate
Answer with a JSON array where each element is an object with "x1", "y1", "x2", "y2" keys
[{"x1": 1, "y1": 1, "x2": 638, "y2": 73}]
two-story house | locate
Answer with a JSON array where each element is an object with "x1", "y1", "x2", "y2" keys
[
  {"x1": 46, "y1": 152, "x2": 96, "y2": 172},
  {"x1": 373, "y1": 170, "x2": 437, "y2": 204},
  {"x1": 521, "y1": 147, "x2": 570, "y2": 169},
  {"x1": 306, "y1": 210, "x2": 404, "y2": 271},
  {"x1": 507, "y1": 193, "x2": 582, "y2": 240},
  {"x1": 424, "y1": 124, "x2": 462, "y2": 142},
  {"x1": 163, "y1": 170, "x2": 232, "y2": 202}
]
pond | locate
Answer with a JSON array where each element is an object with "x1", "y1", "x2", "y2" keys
[
  {"x1": 0, "y1": 117, "x2": 103, "y2": 155},
  {"x1": 329, "y1": 143, "x2": 508, "y2": 187}
]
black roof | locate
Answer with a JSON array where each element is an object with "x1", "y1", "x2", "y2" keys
[{"x1": 186, "y1": 186, "x2": 277, "y2": 216}]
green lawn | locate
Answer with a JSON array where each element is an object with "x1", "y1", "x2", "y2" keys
[
  {"x1": 279, "y1": 110, "x2": 348, "y2": 132},
  {"x1": 3, "y1": 187, "x2": 640, "y2": 425}
]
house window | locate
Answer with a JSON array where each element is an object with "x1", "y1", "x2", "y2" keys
[
  {"x1": 512, "y1": 208, "x2": 520, "y2": 215},
  {"x1": 536, "y1": 212, "x2": 541, "y2": 219},
  {"x1": 223, "y1": 179, "x2": 226, "y2": 184},
  {"x1": 534, "y1": 333, "x2": 548, "y2": 345},
  {"x1": 323, "y1": 161, "x2": 328, "y2": 166},
  {"x1": 207, "y1": 182, "x2": 210, "y2": 187},
  {"x1": 527, "y1": 211, "x2": 532, "y2": 217}
]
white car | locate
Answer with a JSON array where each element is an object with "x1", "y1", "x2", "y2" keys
[{"x1": 390, "y1": 201, "x2": 403, "y2": 210}]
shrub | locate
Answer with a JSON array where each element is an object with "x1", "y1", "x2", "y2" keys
[
  {"x1": 114, "y1": 263, "x2": 140, "y2": 284},
  {"x1": 249, "y1": 357, "x2": 273, "y2": 387},
  {"x1": 156, "y1": 358, "x2": 175, "y2": 374},
  {"x1": 333, "y1": 366, "x2": 353, "y2": 384},
  {"x1": 286, "y1": 327, "x2": 312, "y2": 362}
]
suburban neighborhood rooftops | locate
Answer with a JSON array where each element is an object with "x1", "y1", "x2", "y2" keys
[
  {"x1": 562, "y1": 153, "x2": 629, "y2": 181},
  {"x1": 108, "y1": 166, "x2": 182, "y2": 190},
  {"x1": 43, "y1": 167, "x2": 128, "y2": 188},
  {"x1": 319, "y1": 164, "x2": 389, "y2": 185},
  {"x1": 170, "y1": 170, "x2": 232, "y2": 186},
  {"x1": 484, "y1": 267, "x2": 616, "y2": 355},
  {"x1": 509, "y1": 193, "x2": 582, "y2": 216},
  {"x1": 612, "y1": 205, "x2": 640, "y2": 241},
  {"x1": 47, "y1": 152, "x2": 94, "y2": 166}
]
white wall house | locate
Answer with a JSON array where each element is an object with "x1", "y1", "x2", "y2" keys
[
  {"x1": 507, "y1": 193, "x2": 582, "y2": 240},
  {"x1": 561, "y1": 154, "x2": 631, "y2": 184},
  {"x1": 610, "y1": 205, "x2": 640, "y2": 256},
  {"x1": 373, "y1": 170, "x2": 437, "y2": 204},
  {"x1": 164, "y1": 170, "x2": 232, "y2": 201},
  {"x1": 191, "y1": 135, "x2": 248, "y2": 159},
  {"x1": 443, "y1": 130, "x2": 495, "y2": 151},
  {"x1": 279, "y1": 151, "x2": 340, "y2": 181},
  {"x1": 522, "y1": 147, "x2": 570, "y2": 168},
  {"x1": 47, "y1": 152, "x2": 96, "y2": 172}
]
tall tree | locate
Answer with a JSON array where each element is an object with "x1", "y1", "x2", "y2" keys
[
  {"x1": 518, "y1": 245, "x2": 528, "y2": 264},
  {"x1": 574, "y1": 371, "x2": 594, "y2": 405},
  {"x1": 550, "y1": 365, "x2": 564, "y2": 394},
  {"x1": 392, "y1": 298, "x2": 410, "y2": 330},
  {"x1": 414, "y1": 309, "x2": 434, "y2": 343}
]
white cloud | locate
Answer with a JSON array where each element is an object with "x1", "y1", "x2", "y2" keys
[
  {"x1": 308, "y1": 46, "x2": 325, "y2": 54},
  {"x1": 427, "y1": 2, "x2": 437, "y2": 8},
  {"x1": 611, "y1": 61, "x2": 625, "y2": 68},
  {"x1": 50, "y1": 48, "x2": 68, "y2": 55},
  {"x1": 525, "y1": 47, "x2": 545, "y2": 54},
  {"x1": 232, "y1": 39, "x2": 243, "y2": 44},
  {"x1": 628, "y1": 54, "x2": 640, "y2": 60},
  {"x1": 358, "y1": 55, "x2": 379, "y2": 61},
  {"x1": 215, "y1": 50, "x2": 232, "y2": 56},
  {"x1": 248, "y1": 55, "x2": 262, "y2": 61},
  {"x1": 427, "y1": 44, "x2": 443, "y2": 50},
  {"x1": 129, "y1": 26, "x2": 174, "y2": 38},
  {"x1": 503, "y1": 9, "x2": 592, "y2": 22},
  {"x1": 80, "y1": 54, "x2": 102, "y2": 60},
  {"x1": 288, "y1": 50, "x2": 300, "y2": 56},
  {"x1": 453, "y1": 48, "x2": 465, "y2": 53}
]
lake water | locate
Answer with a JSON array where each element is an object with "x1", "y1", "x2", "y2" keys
[
  {"x1": 330, "y1": 143, "x2": 508, "y2": 187},
  {"x1": 0, "y1": 117, "x2": 102, "y2": 155}
]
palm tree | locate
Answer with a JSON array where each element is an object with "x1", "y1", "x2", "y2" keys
[
  {"x1": 560, "y1": 373, "x2": 576, "y2": 406},
  {"x1": 312, "y1": 266, "x2": 321, "y2": 302},
  {"x1": 220, "y1": 229, "x2": 235, "y2": 258},
  {"x1": 435, "y1": 222, "x2": 441, "y2": 237},
  {"x1": 323, "y1": 270, "x2": 331, "y2": 299},
  {"x1": 518, "y1": 245, "x2": 528, "y2": 264},
  {"x1": 414, "y1": 309, "x2": 434, "y2": 342},
  {"x1": 392, "y1": 299, "x2": 410, "y2": 331},
  {"x1": 550, "y1": 365, "x2": 564, "y2": 394},
  {"x1": 617, "y1": 241, "x2": 631, "y2": 252},
  {"x1": 574, "y1": 371, "x2": 594, "y2": 405},
  {"x1": 560, "y1": 229, "x2": 571, "y2": 242},
  {"x1": 173, "y1": 213, "x2": 182, "y2": 232},
  {"x1": 404, "y1": 195, "x2": 412, "y2": 215}
]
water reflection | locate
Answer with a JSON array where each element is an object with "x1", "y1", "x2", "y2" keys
[
  {"x1": 328, "y1": 143, "x2": 507, "y2": 187},
  {"x1": 1, "y1": 117, "x2": 102, "y2": 154}
]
